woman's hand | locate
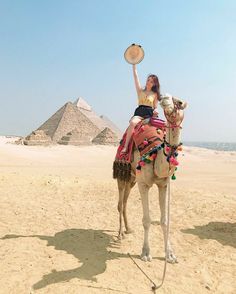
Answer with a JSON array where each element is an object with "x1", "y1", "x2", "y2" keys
[
  {"x1": 153, "y1": 108, "x2": 159, "y2": 117},
  {"x1": 153, "y1": 94, "x2": 159, "y2": 117}
]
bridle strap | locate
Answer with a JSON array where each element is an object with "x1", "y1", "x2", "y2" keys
[{"x1": 164, "y1": 99, "x2": 184, "y2": 129}]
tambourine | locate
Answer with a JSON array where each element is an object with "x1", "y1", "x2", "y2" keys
[{"x1": 124, "y1": 43, "x2": 144, "y2": 65}]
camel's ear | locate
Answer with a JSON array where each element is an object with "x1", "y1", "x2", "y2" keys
[
  {"x1": 173, "y1": 97, "x2": 187, "y2": 110},
  {"x1": 160, "y1": 93, "x2": 172, "y2": 100}
]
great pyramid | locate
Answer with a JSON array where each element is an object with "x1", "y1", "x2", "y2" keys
[{"x1": 24, "y1": 97, "x2": 121, "y2": 145}]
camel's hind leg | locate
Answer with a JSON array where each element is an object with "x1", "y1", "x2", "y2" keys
[
  {"x1": 158, "y1": 184, "x2": 178, "y2": 263},
  {"x1": 117, "y1": 179, "x2": 135, "y2": 239},
  {"x1": 123, "y1": 181, "x2": 135, "y2": 234}
]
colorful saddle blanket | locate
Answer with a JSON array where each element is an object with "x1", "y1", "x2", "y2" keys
[
  {"x1": 113, "y1": 118, "x2": 166, "y2": 181},
  {"x1": 115, "y1": 118, "x2": 166, "y2": 160},
  {"x1": 133, "y1": 119, "x2": 165, "y2": 156}
]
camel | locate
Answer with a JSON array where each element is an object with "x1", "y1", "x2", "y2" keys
[{"x1": 115, "y1": 94, "x2": 187, "y2": 263}]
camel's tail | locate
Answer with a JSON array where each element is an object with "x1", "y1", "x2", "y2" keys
[{"x1": 113, "y1": 160, "x2": 132, "y2": 182}]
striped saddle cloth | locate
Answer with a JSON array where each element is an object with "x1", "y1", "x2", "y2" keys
[
  {"x1": 133, "y1": 118, "x2": 166, "y2": 156},
  {"x1": 113, "y1": 117, "x2": 166, "y2": 181}
]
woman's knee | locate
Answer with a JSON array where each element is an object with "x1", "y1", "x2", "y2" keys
[{"x1": 130, "y1": 117, "x2": 141, "y2": 127}]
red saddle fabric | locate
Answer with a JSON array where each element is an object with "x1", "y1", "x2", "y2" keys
[
  {"x1": 133, "y1": 121, "x2": 165, "y2": 156},
  {"x1": 114, "y1": 117, "x2": 166, "y2": 161},
  {"x1": 114, "y1": 128, "x2": 134, "y2": 162},
  {"x1": 113, "y1": 129, "x2": 134, "y2": 181},
  {"x1": 113, "y1": 118, "x2": 166, "y2": 181}
]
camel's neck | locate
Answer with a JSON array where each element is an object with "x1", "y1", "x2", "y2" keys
[{"x1": 165, "y1": 124, "x2": 181, "y2": 147}]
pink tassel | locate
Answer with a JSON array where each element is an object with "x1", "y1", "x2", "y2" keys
[
  {"x1": 140, "y1": 161, "x2": 145, "y2": 167},
  {"x1": 170, "y1": 156, "x2": 179, "y2": 166},
  {"x1": 143, "y1": 140, "x2": 148, "y2": 146},
  {"x1": 166, "y1": 146, "x2": 171, "y2": 153},
  {"x1": 169, "y1": 156, "x2": 174, "y2": 163},
  {"x1": 151, "y1": 154, "x2": 157, "y2": 160}
]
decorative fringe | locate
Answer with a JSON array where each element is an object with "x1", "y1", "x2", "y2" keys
[
  {"x1": 136, "y1": 142, "x2": 183, "y2": 179},
  {"x1": 113, "y1": 160, "x2": 132, "y2": 182},
  {"x1": 136, "y1": 143, "x2": 163, "y2": 171}
]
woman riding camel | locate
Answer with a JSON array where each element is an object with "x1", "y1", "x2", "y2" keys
[{"x1": 121, "y1": 64, "x2": 160, "y2": 154}]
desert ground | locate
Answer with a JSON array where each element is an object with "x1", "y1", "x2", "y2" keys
[{"x1": 0, "y1": 136, "x2": 235, "y2": 294}]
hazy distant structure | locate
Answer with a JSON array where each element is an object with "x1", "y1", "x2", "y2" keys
[{"x1": 24, "y1": 97, "x2": 121, "y2": 146}]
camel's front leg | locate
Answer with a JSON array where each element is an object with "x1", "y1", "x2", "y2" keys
[
  {"x1": 158, "y1": 184, "x2": 178, "y2": 263},
  {"x1": 138, "y1": 182, "x2": 152, "y2": 261}
]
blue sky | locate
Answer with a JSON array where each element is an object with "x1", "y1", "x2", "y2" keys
[{"x1": 0, "y1": 0, "x2": 235, "y2": 141}]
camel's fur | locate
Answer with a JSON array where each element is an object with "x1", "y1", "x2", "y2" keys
[{"x1": 116, "y1": 94, "x2": 187, "y2": 263}]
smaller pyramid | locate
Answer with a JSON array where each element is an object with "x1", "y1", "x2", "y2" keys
[
  {"x1": 100, "y1": 115, "x2": 122, "y2": 138},
  {"x1": 58, "y1": 128, "x2": 91, "y2": 145},
  {"x1": 24, "y1": 130, "x2": 52, "y2": 146},
  {"x1": 92, "y1": 127, "x2": 119, "y2": 145}
]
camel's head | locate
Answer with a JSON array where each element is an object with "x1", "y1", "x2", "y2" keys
[
  {"x1": 159, "y1": 93, "x2": 187, "y2": 115},
  {"x1": 159, "y1": 93, "x2": 175, "y2": 114},
  {"x1": 159, "y1": 94, "x2": 187, "y2": 126}
]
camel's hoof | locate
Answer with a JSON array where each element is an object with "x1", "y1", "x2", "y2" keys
[
  {"x1": 167, "y1": 253, "x2": 178, "y2": 264},
  {"x1": 117, "y1": 233, "x2": 125, "y2": 240},
  {"x1": 141, "y1": 254, "x2": 152, "y2": 262},
  {"x1": 141, "y1": 247, "x2": 152, "y2": 262},
  {"x1": 125, "y1": 228, "x2": 134, "y2": 234}
]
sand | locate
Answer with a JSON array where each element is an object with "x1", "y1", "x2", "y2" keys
[{"x1": 0, "y1": 136, "x2": 235, "y2": 294}]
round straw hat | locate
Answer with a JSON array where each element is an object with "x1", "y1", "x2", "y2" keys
[{"x1": 124, "y1": 44, "x2": 144, "y2": 65}]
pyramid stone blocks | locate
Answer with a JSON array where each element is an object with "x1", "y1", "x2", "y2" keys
[{"x1": 24, "y1": 97, "x2": 121, "y2": 146}]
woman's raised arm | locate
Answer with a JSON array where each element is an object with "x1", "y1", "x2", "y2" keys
[
  {"x1": 132, "y1": 64, "x2": 142, "y2": 95},
  {"x1": 153, "y1": 94, "x2": 159, "y2": 116}
]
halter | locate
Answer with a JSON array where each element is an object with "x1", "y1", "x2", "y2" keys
[
  {"x1": 163, "y1": 98, "x2": 184, "y2": 152},
  {"x1": 164, "y1": 98, "x2": 184, "y2": 129}
]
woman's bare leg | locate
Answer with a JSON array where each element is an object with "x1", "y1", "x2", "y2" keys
[{"x1": 121, "y1": 116, "x2": 142, "y2": 153}]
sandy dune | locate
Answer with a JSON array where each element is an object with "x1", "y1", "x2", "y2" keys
[{"x1": 0, "y1": 136, "x2": 235, "y2": 293}]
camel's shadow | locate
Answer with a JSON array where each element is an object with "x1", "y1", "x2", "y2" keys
[
  {"x1": 181, "y1": 221, "x2": 236, "y2": 248},
  {"x1": 1, "y1": 228, "x2": 128, "y2": 290}
]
